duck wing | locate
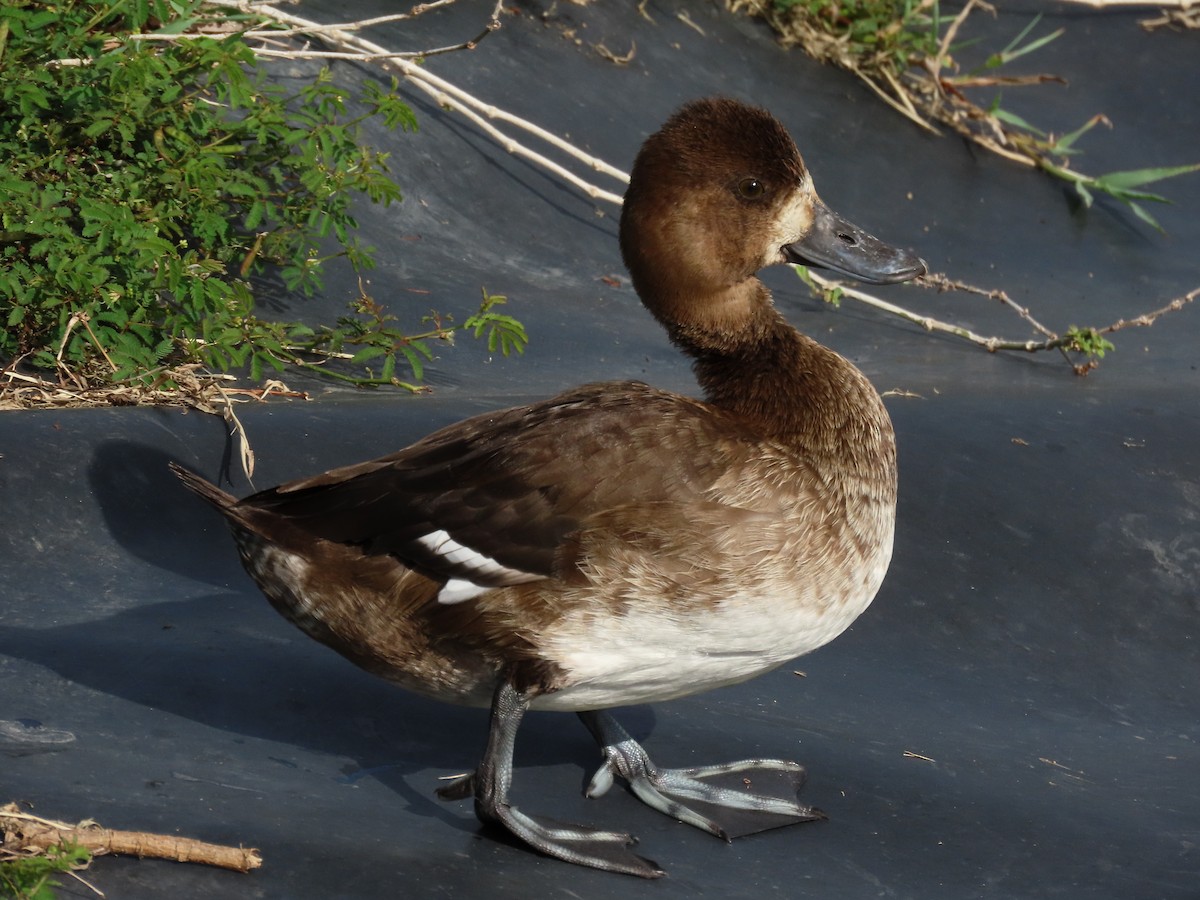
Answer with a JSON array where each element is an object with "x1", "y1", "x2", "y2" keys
[{"x1": 241, "y1": 382, "x2": 741, "y2": 599}]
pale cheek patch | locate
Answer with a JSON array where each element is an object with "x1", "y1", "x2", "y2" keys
[
  {"x1": 767, "y1": 179, "x2": 816, "y2": 263},
  {"x1": 415, "y1": 529, "x2": 538, "y2": 605}
]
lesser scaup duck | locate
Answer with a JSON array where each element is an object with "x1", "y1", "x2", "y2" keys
[{"x1": 173, "y1": 97, "x2": 925, "y2": 877}]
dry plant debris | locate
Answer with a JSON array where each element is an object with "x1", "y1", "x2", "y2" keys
[
  {"x1": 729, "y1": 0, "x2": 1200, "y2": 224},
  {"x1": 0, "y1": 359, "x2": 304, "y2": 481},
  {"x1": 1139, "y1": 3, "x2": 1200, "y2": 29},
  {"x1": 2, "y1": 802, "x2": 261, "y2": 895}
]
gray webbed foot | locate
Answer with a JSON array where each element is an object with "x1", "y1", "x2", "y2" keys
[
  {"x1": 580, "y1": 710, "x2": 825, "y2": 840},
  {"x1": 437, "y1": 682, "x2": 663, "y2": 878},
  {"x1": 478, "y1": 803, "x2": 659, "y2": 878}
]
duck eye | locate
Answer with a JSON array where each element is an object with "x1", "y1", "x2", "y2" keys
[{"x1": 737, "y1": 177, "x2": 766, "y2": 200}]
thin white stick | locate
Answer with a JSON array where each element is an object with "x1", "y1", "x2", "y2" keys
[
  {"x1": 397, "y1": 72, "x2": 627, "y2": 204},
  {"x1": 807, "y1": 273, "x2": 1047, "y2": 351},
  {"x1": 393, "y1": 64, "x2": 630, "y2": 184},
  {"x1": 231, "y1": 1, "x2": 628, "y2": 190},
  {"x1": 251, "y1": 45, "x2": 466, "y2": 60},
  {"x1": 249, "y1": 3, "x2": 459, "y2": 37}
]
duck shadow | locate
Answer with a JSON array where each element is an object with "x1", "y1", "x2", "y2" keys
[
  {"x1": 0, "y1": 438, "x2": 661, "y2": 836},
  {"x1": 0, "y1": 592, "x2": 661, "y2": 832}
]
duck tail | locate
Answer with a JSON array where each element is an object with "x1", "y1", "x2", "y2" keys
[{"x1": 169, "y1": 461, "x2": 239, "y2": 510}]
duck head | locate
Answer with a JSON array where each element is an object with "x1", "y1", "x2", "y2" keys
[{"x1": 619, "y1": 98, "x2": 925, "y2": 321}]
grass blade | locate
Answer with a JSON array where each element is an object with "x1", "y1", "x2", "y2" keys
[{"x1": 1092, "y1": 163, "x2": 1200, "y2": 192}]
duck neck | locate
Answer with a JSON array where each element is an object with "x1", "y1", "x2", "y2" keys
[{"x1": 661, "y1": 279, "x2": 895, "y2": 473}]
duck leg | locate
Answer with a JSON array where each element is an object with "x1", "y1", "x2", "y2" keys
[
  {"x1": 579, "y1": 710, "x2": 826, "y2": 841},
  {"x1": 436, "y1": 681, "x2": 664, "y2": 878}
]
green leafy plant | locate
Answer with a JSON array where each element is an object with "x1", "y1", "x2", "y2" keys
[
  {"x1": 773, "y1": 0, "x2": 943, "y2": 70},
  {"x1": 962, "y1": 26, "x2": 1200, "y2": 231},
  {"x1": 970, "y1": 13, "x2": 1062, "y2": 72},
  {"x1": 794, "y1": 264, "x2": 844, "y2": 306},
  {"x1": 278, "y1": 287, "x2": 527, "y2": 390},
  {"x1": 1064, "y1": 326, "x2": 1115, "y2": 361},
  {"x1": 0, "y1": 0, "x2": 524, "y2": 395},
  {"x1": 0, "y1": 844, "x2": 91, "y2": 900},
  {"x1": 1036, "y1": 117, "x2": 1200, "y2": 230}
]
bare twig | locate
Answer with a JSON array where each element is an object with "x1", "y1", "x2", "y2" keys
[
  {"x1": 808, "y1": 271, "x2": 1053, "y2": 352},
  {"x1": 733, "y1": 0, "x2": 1193, "y2": 184},
  {"x1": 595, "y1": 40, "x2": 637, "y2": 65},
  {"x1": 918, "y1": 273, "x2": 1058, "y2": 339},
  {"x1": 800, "y1": 271, "x2": 1200, "y2": 365},
  {"x1": 1, "y1": 359, "x2": 299, "y2": 405},
  {"x1": 133, "y1": 0, "x2": 499, "y2": 59},
  {"x1": 940, "y1": 0, "x2": 983, "y2": 61},
  {"x1": 1, "y1": 803, "x2": 262, "y2": 874},
  {"x1": 1095, "y1": 286, "x2": 1200, "y2": 333},
  {"x1": 676, "y1": 10, "x2": 707, "y2": 35},
  {"x1": 209, "y1": 0, "x2": 628, "y2": 202}
]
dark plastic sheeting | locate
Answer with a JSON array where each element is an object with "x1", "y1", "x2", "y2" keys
[{"x1": 3, "y1": 2, "x2": 1198, "y2": 897}]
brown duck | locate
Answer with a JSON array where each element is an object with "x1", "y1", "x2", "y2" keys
[{"x1": 173, "y1": 96, "x2": 926, "y2": 877}]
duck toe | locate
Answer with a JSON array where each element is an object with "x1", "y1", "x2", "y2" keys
[
  {"x1": 483, "y1": 802, "x2": 664, "y2": 878},
  {"x1": 581, "y1": 710, "x2": 824, "y2": 840},
  {"x1": 627, "y1": 759, "x2": 825, "y2": 840}
]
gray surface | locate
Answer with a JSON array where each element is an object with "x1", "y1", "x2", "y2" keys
[{"x1": 3, "y1": 1, "x2": 1198, "y2": 897}]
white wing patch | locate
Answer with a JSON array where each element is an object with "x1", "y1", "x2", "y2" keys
[
  {"x1": 437, "y1": 577, "x2": 493, "y2": 604},
  {"x1": 415, "y1": 529, "x2": 540, "y2": 604}
]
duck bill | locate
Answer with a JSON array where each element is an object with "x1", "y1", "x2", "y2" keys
[{"x1": 783, "y1": 199, "x2": 926, "y2": 285}]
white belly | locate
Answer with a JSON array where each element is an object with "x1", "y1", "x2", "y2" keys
[{"x1": 531, "y1": 544, "x2": 891, "y2": 712}]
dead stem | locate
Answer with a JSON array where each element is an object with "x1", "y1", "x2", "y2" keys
[
  {"x1": 1, "y1": 802, "x2": 262, "y2": 874},
  {"x1": 1139, "y1": 3, "x2": 1200, "y2": 29},
  {"x1": 804, "y1": 272, "x2": 1199, "y2": 366},
  {"x1": 1095, "y1": 286, "x2": 1200, "y2": 333}
]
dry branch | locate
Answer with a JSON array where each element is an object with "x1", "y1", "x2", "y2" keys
[
  {"x1": 1094, "y1": 286, "x2": 1200, "y2": 333},
  {"x1": 1, "y1": 803, "x2": 262, "y2": 874}
]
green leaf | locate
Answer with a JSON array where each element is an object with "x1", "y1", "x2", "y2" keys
[
  {"x1": 998, "y1": 24, "x2": 1063, "y2": 68},
  {"x1": 244, "y1": 200, "x2": 267, "y2": 230},
  {"x1": 990, "y1": 103, "x2": 1045, "y2": 136},
  {"x1": 1091, "y1": 163, "x2": 1200, "y2": 193},
  {"x1": 399, "y1": 344, "x2": 425, "y2": 381},
  {"x1": 1049, "y1": 115, "x2": 1110, "y2": 156},
  {"x1": 84, "y1": 117, "x2": 115, "y2": 137},
  {"x1": 1126, "y1": 201, "x2": 1165, "y2": 233},
  {"x1": 350, "y1": 345, "x2": 387, "y2": 365}
]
